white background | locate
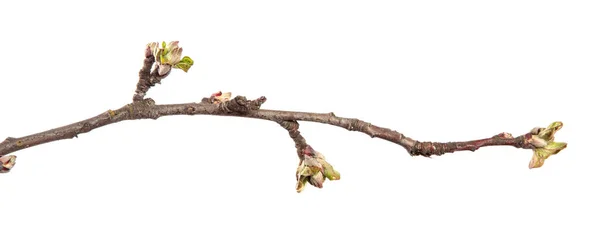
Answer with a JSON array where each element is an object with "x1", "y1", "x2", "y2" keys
[{"x1": 1, "y1": 1, "x2": 598, "y2": 231}]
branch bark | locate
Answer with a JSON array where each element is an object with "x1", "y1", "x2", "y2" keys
[
  {"x1": 277, "y1": 120, "x2": 309, "y2": 159},
  {"x1": 133, "y1": 46, "x2": 171, "y2": 101},
  {"x1": 0, "y1": 96, "x2": 536, "y2": 158}
]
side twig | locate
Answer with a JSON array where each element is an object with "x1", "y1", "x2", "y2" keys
[{"x1": 133, "y1": 46, "x2": 171, "y2": 101}]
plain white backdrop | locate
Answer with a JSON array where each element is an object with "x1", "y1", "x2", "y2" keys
[{"x1": 1, "y1": 1, "x2": 598, "y2": 231}]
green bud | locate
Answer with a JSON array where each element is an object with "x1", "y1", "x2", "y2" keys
[
  {"x1": 295, "y1": 148, "x2": 341, "y2": 193},
  {"x1": 529, "y1": 142, "x2": 567, "y2": 169},
  {"x1": 173, "y1": 56, "x2": 194, "y2": 72},
  {"x1": 146, "y1": 41, "x2": 194, "y2": 73},
  {"x1": 528, "y1": 121, "x2": 567, "y2": 169}
]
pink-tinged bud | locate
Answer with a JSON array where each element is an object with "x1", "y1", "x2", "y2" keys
[
  {"x1": 529, "y1": 135, "x2": 548, "y2": 148},
  {"x1": 146, "y1": 41, "x2": 194, "y2": 73},
  {"x1": 308, "y1": 172, "x2": 325, "y2": 188},
  {"x1": 0, "y1": 155, "x2": 16, "y2": 173},
  {"x1": 157, "y1": 64, "x2": 171, "y2": 76},
  {"x1": 209, "y1": 91, "x2": 231, "y2": 104},
  {"x1": 211, "y1": 91, "x2": 223, "y2": 97},
  {"x1": 527, "y1": 122, "x2": 567, "y2": 169},
  {"x1": 294, "y1": 147, "x2": 341, "y2": 193},
  {"x1": 302, "y1": 145, "x2": 316, "y2": 156},
  {"x1": 144, "y1": 46, "x2": 153, "y2": 57}
]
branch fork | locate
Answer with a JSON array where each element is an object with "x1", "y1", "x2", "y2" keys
[{"x1": 0, "y1": 41, "x2": 568, "y2": 193}]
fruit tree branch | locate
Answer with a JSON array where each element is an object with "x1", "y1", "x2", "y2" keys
[{"x1": 0, "y1": 41, "x2": 568, "y2": 192}]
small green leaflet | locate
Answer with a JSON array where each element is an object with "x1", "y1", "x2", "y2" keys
[{"x1": 174, "y1": 56, "x2": 194, "y2": 72}]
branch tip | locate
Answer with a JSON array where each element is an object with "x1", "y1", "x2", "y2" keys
[
  {"x1": 527, "y1": 121, "x2": 567, "y2": 169},
  {"x1": 133, "y1": 41, "x2": 194, "y2": 102},
  {"x1": 296, "y1": 147, "x2": 341, "y2": 193}
]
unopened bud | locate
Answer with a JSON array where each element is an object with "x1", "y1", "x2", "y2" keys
[
  {"x1": 529, "y1": 135, "x2": 548, "y2": 148},
  {"x1": 157, "y1": 64, "x2": 171, "y2": 76}
]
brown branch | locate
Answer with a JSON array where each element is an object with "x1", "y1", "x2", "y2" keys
[
  {"x1": 277, "y1": 120, "x2": 309, "y2": 159},
  {"x1": 0, "y1": 98, "x2": 539, "y2": 158},
  {"x1": 0, "y1": 42, "x2": 568, "y2": 187}
]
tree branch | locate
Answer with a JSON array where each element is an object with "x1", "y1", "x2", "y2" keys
[
  {"x1": 0, "y1": 41, "x2": 568, "y2": 192},
  {"x1": 0, "y1": 98, "x2": 562, "y2": 163}
]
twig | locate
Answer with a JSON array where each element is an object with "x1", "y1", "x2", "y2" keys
[
  {"x1": 276, "y1": 120, "x2": 308, "y2": 159},
  {"x1": 133, "y1": 46, "x2": 171, "y2": 101}
]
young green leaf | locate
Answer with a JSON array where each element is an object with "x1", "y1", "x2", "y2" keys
[
  {"x1": 321, "y1": 161, "x2": 340, "y2": 180},
  {"x1": 528, "y1": 122, "x2": 567, "y2": 169},
  {"x1": 173, "y1": 56, "x2": 194, "y2": 72}
]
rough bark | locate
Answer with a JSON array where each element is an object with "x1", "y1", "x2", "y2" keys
[
  {"x1": 1, "y1": 42, "x2": 565, "y2": 176},
  {"x1": 0, "y1": 97, "x2": 536, "y2": 158}
]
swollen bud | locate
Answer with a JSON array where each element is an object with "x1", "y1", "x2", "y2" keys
[
  {"x1": 146, "y1": 41, "x2": 195, "y2": 74},
  {"x1": 528, "y1": 122, "x2": 567, "y2": 169},
  {"x1": 210, "y1": 91, "x2": 232, "y2": 104},
  {"x1": 529, "y1": 142, "x2": 567, "y2": 169},
  {"x1": 529, "y1": 135, "x2": 548, "y2": 148},
  {"x1": 295, "y1": 146, "x2": 341, "y2": 193},
  {"x1": 157, "y1": 64, "x2": 171, "y2": 76}
]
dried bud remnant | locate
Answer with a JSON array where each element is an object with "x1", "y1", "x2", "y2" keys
[
  {"x1": 0, "y1": 155, "x2": 16, "y2": 173},
  {"x1": 210, "y1": 91, "x2": 232, "y2": 104}
]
